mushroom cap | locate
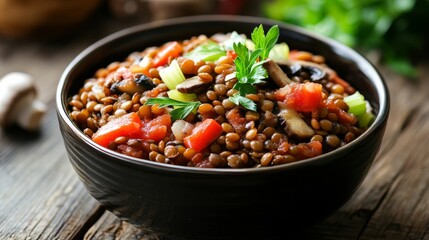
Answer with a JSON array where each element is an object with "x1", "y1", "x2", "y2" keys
[{"x1": 0, "y1": 72, "x2": 37, "y2": 127}]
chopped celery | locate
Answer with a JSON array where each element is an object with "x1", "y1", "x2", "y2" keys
[
  {"x1": 344, "y1": 91, "x2": 375, "y2": 127},
  {"x1": 344, "y1": 91, "x2": 366, "y2": 116},
  {"x1": 268, "y1": 42, "x2": 289, "y2": 61},
  {"x1": 159, "y1": 59, "x2": 186, "y2": 90},
  {"x1": 185, "y1": 41, "x2": 226, "y2": 62},
  {"x1": 358, "y1": 111, "x2": 375, "y2": 128},
  {"x1": 167, "y1": 89, "x2": 197, "y2": 102}
]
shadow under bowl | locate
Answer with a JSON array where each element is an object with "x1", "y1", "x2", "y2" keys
[{"x1": 56, "y1": 15, "x2": 389, "y2": 240}]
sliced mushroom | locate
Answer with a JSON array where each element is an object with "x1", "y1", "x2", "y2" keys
[
  {"x1": 278, "y1": 105, "x2": 315, "y2": 139},
  {"x1": 263, "y1": 59, "x2": 293, "y2": 87},
  {"x1": 275, "y1": 59, "x2": 328, "y2": 82},
  {"x1": 0, "y1": 72, "x2": 47, "y2": 131},
  {"x1": 110, "y1": 73, "x2": 154, "y2": 95},
  {"x1": 176, "y1": 76, "x2": 210, "y2": 94},
  {"x1": 134, "y1": 73, "x2": 155, "y2": 90},
  {"x1": 111, "y1": 78, "x2": 141, "y2": 95},
  {"x1": 291, "y1": 61, "x2": 327, "y2": 81}
]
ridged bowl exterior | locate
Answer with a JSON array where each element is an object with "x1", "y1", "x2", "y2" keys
[{"x1": 56, "y1": 15, "x2": 389, "y2": 240}]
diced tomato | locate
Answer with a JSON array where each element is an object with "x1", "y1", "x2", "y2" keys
[
  {"x1": 144, "y1": 85, "x2": 163, "y2": 98},
  {"x1": 275, "y1": 82, "x2": 323, "y2": 112},
  {"x1": 323, "y1": 100, "x2": 357, "y2": 125},
  {"x1": 225, "y1": 108, "x2": 246, "y2": 133},
  {"x1": 226, "y1": 50, "x2": 238, "y2": 60},
  {"x1": 141, "y1": 114, "x2": 172, "y2": 141},
  {"x1": 275, "y1": 84, "x2": 291, "y2": 101},
  {"x1": 117, "y1": 144, "x2": 144, "y2": 158},
  {"x1": 183, "y1": 119, "x2": 223, "y2": 152},
  {"x1": 92, "y1": 112, "x2": 143, "y2": 148},
  {"x1": 294, "y1": 141, "x2": 323, "y2": 160},
  {"x1": 277, "y1": 141, "x2": 290, "y2": 155},
  {"x1": 153, "y1": 41, "x2": 183, "y2": 67}
]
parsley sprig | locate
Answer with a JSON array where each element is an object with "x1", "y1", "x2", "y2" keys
[
  {"x1": 229, "y1": 25, "x2": 279, "y2": 111},
  {"x1": 252, "y1": 24, "x2": 279, "y2": 60},
  {"x1": 145, "y1": 97, "x2": 201, "y2": 121}
]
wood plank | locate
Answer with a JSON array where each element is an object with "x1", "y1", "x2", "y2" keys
[
  {"x1": 0, "y1": 107, "x2": 103, "y2": 239},
  {"x1": 295, "y1": 65, "x2": 429, "y2": 239},
  {"x1": 82, "y1": 64, "x2": 429, "y2": 239},
  {"x1": 0, "y1": 13, "x2": 143, "y2": 239},
  {"x1": 84, "y1": 211, "x2": 160, "y2": 240},
  {"x1": 0, "y1": 17, "x2": 120, "y2": 238},
  {"x1": 358, "y1": 99, "x2": 429, "y2": 240},
  {"x1": 1, "y1": 10, "x2": 428, "y2": 239}
]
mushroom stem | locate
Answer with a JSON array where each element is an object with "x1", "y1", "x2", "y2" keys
[
  {"x1": 176, "y1": 75, "x2": 211, "y2": 94},
  {"x1": 278, "y1": 105, "x2": 315, "y2": 139},
  {"x1": 0, "y1": 72, "x2": 47, "y2": 131},
  {"x1": 263, "y1": 59, "x2": 293, "y2": 87},
  {"x1": 15, "y1": 97, "x2": 47, "y2": 131}
]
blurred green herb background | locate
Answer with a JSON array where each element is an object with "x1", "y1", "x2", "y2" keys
[{"x1": 263, "y1": 0, "x2": 429, "y2": 78}]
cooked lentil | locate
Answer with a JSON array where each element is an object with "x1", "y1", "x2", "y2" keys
[{"x1": 68, "y1": 30, "x2": 373, "y2": 168}]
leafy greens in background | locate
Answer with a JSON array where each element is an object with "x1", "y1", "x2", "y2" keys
[{"x1": 263, "y1": 0, "x2": 429, "y2": 78}]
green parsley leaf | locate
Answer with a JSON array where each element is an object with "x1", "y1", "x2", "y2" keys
[
  {"x1": 229, "y1": 25, "x2": 279, "y2": 111},
  {"x1": 249, "y1": 61, "x2": 267, "y2": 84},
  {"x1": 251, "y1": 24, "x2": 279, "y2": 60},
  {"x1": 233, "y1": 82, "x2": 257, "y2": 95},
  {"x1": 229, "y1": 94, "x2": 257, "y2": 112},
  {"x1": 145, "y1": 97, "x2": 201, "y2": 121},
  {"x1": 233, "y1": 43, "x2": 266, "y2": 86},
  {"x1": 169, "y1": 105, "x2": 198, "y2": 121}
]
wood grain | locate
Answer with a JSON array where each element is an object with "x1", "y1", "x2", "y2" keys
[
  {"x1": 80, "y1": 64, "x2": 429, "y2": 240},
  {"x1": 0, "y1": 13, "x2": 131, "y2": 240},
  {"x1": 84, "y1": 211, "x2": 160, "y2": 240},
  {"x1": 1, "y1": 12, "x2": 428, "y2": 240},
  {"x1": 299, "y1": 66, "x2": 429, "y2": 240}
]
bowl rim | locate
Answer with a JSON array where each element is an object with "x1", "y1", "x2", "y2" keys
[{"x1": 56, "y1": 14, "x2": 390, "y2": 175}]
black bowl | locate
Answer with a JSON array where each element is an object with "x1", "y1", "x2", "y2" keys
[{"x1": 56, "y1": 15, "x2": 389, "y2": 240}]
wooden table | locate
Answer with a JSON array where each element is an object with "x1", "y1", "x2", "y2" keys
[{"x1": 1, "y1": 14, "x2": 428, "y2": 240}]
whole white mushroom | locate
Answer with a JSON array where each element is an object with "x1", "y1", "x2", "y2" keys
[{"x1": 0, "y1": 72, "x2": 47, "y2": 131}]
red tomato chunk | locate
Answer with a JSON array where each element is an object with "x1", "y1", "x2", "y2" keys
[
  {"x1": 275, "y1": 82, "x2": 323, "y2": 112},
  {"x1": 153, "y1": 41, "x2": 183, "y2": 67},
  {"x1": 183, "y1": 119, "x2": 223, "y2": 152},
  {"x1": 92, "y1": 112, "x2": 143, "y2": 148},
  {"x1": 141, "y1": 114, "x2": 172, "y2": 141}
]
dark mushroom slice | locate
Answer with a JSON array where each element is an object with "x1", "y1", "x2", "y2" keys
[
  {"x1": 135, "y1": 73, "x2": 155, "y2": 90},
  {"x1": 110, "y1": 73, "x2": 154, "y2": 95},
  {"x1": 176, "y1": 76, "x2": 210, "y2": 94},
  {"x1": 263, "y1": 59, "x2": 293, "y2": 88},
  {"x1": 278, "y1": 105, "x2": 315, "y2": 139},
  {"x1": 276, "y1": 59, "x2": 355, "y2": 93},
  {"x1": 275, "y1": 60, "x2": 328, "y2": 82}
]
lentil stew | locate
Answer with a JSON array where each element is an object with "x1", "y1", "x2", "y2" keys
[{"x1": 68, "y1": 26, "x2": 374, "y2": 168}]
